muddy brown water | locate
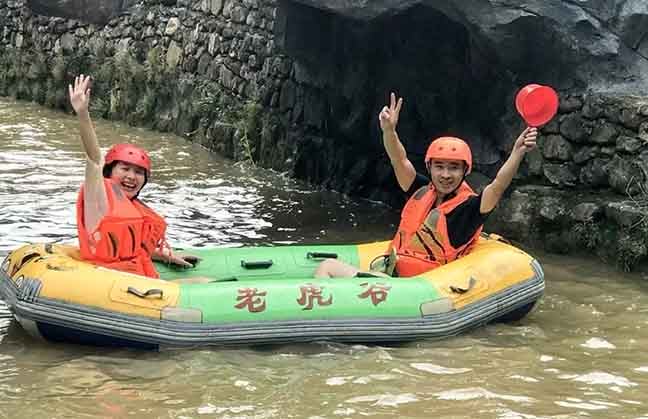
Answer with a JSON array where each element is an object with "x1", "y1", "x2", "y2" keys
[{"x1": 1, "y1": 98, "x2": 647, "y2": 418}]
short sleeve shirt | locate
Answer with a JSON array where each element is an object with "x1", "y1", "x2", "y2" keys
[{"x1": 405, "y1": 174, "x2": 490, "y2": 248}]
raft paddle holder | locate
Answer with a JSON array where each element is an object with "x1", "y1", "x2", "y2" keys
[
  {"x1": 306, "y1": 252, "x2": 338, "y2": 259},
  {"x1": 240, "y1": 260, "x2": 273, "y2": 269}
]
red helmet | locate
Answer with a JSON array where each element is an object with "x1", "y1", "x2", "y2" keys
[
  {"x1": 104, "y1": 144, "x2": 151, "y2": 175},
  {"x1": 425, "y1": 136, "x2": 472, "y2": 174}
]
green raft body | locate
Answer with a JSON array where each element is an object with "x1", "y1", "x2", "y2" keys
[{"x1": 158, "y1": 244, "x2": 438, "y2": 323}]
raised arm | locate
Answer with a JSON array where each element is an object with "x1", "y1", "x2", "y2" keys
[
  {"x1": 379, "y1": 93, "x2": 416, "y2": 192},
  {"x1": 69, "y1": 74, "x2": 107, "y2": 232},
  {"x1": 69, "y1": 75, "x2": 101, "y2": 165},
  {"x1": 480, "y1": 127, "x2": 538, "y2": 214}
]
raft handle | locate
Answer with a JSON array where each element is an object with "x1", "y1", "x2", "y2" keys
[
  {"x1": 241, "y1": 260, "x2": 273, "y2": 269},
  {"x1": 449, "y1": 277, "x2": 476, "y2": 294},
  {"x1": 127, "y1": 286, "x2": 164, "y2": 299},
  {"x1": 306, "y1": 252, "x2": 338, "y2": 259}
]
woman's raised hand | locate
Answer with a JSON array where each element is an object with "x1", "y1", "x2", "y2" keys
[
  {"x1": 378, "y1": 92, "x2": 403, "y2": 133},
  {"x1": 68, "y1": 75, "x2": 92, "y2": 116}
]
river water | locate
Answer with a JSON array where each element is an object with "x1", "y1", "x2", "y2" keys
[{"x1": 1, "y1": 98, "x2": 647, "y2": 418}]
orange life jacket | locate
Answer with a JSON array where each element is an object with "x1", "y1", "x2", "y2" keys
[
  {"x1": 76, "y1": 179, "x2": 167, "y2": 278},
  {"x1": 390, "y1": 181, "x2": 482, "y2": 277}
]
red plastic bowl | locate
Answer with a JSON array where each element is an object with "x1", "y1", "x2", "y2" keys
[{"x1": 515, "y1": 84, "x2": 559, "y2": 127}]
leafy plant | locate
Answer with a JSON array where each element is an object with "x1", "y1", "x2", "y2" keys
[{"x1": 626, "y1": 176, "x2": 647, "y2": 230}]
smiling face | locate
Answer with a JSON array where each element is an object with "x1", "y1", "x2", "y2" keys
[
  {"x1": 110, "y1": 161, "x2": 147, "y2": 199},
  {"x1": 427, "y1": 159, "x2": 466, "y2": 196}
]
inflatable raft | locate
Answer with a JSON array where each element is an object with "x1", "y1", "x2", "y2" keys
[{"x1": 0, "y1": 235, "x2": 544, "y2": 349}]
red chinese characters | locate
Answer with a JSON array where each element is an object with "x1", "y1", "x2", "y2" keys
[
  {"x1": 234, "y1": 287, "x2": 267, "y2": 313},
  {"x1": 358, "y1": 282, "x2": 391, "y2": 306},
  {"x1": 297, "y1": 283, "x2": 333, "y2": 310}
]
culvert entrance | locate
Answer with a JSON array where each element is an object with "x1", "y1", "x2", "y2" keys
[{"x1": 276, "y1": 0, "x2": 514, "y2": 203}]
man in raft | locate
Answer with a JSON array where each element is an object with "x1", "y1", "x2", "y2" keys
[
  {"x1": 69, "y1": 74, "x2": 199, "y2": 278},
  {"x1": 315, "y1": 92, "x2": 538, "y2": 278}
]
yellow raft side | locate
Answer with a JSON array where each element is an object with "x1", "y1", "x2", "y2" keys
[
  {"x1": 4, "y1": 244, "x2": 179, "y2": 319},
  {"x1": 356, "y1": 236, "x2": 536, "y2": 309},
  {"x1": 356, "y1": 241, "x2": 390, "y2": 271}
]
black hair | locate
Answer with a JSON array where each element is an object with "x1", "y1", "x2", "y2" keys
[{"x1": 102, "y1": 161, "x2": 117, "y2": 178}]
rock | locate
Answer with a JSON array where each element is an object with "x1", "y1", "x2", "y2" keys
[
  {"x1": 165, "y1": 17, "x2": 180, "y2": 36},
  {"x1": 166, "y1": 40, "x2": 183, "y2": 68},
  {"x1": 88, "y1": 36, "x2": 106, "y2": 55},
  {"x1": 573, "y1": 145, "x2": 599, "y2": 164},
  {"x1": 542, "y1": 134, "x2": 573, "y2": 161},
  {"x1": 602, "y1": 101, "x2": 622, "y2": 124},
  {"x1": 543, "y1": 231, "x2": 573, "y2": 254},
  {"x1": 582, "y1": 96, "x2": 604, "y2": 120},
  {"x1": 28, "y1": 0, "x2": 648, "y2": 92},
  {"x1": 231, "y1": 5, "x2": 248, "y2": 23},
  {"x1": 559, "y1": 96, "x2": 583, "y2": 113},
  {"x1": 116, "y1": 38, "x2": 131, "y2": 54},
  {"x1": 202, "y1": 0, "x2": 224, "y2": 15},
  {"x1": 612, "y1": 0, "x2": 648, "y2": 67},
  {"x1": 607, "y1": 155, "x2": 645, "y2": 195},
  {"x1": 219, "y1": 64, "x2": 236, "y2": 90},
  {"x1": 543, "y1": 163, "x2": 577, "y2": 187},
  {"x1": 572, "y1": 202, "x2": 603, "y2": 222},
  {"x1": 542, "y1": 118, "x2": 560, "y2": 134},
  {"x1": 639, "y1": 121, "x2": 648, "y2": 142},
  {"x1": 605, "y1": 201, "x2": 646, "y2": 228},
  {"x1": 538, "y1": 196, "x2": 567, "y2": 222},
  {"x1": 197, "y1": 52, "x2": 211, "y2": 74},
  {"x1": 26, "y1": 0, "x2": 134, "y2": 25},
  {"x1": 525, "y1": 147, "x2": 544, "y2": 176},
  {"x1": 579, "y1": 158, "x2": 609, "y2": 187},
  {"x1": 640, "y1": 104, "x2": 648, "y2": 117},
  {"x1": 617, "y1": 136, "x2": 645, "y2": 153},
  {"x1": 600, "y1": 146, "x2": 616, "y2": 156},
  {"x1": 246, "y1": 10, "x2": 260, "y2": 27},
  {"x1": 589, "y1": 121, "x2": 618, "y2": 144},
  {"x1": 560, "y1": 114, "x2": 590, "y2": 143},
  {"x1": 466, "y1": 171, "x2": 490, "y2": 193},
  {"x1": 620, "y1": 105, "x2": 648, "y2": 130},
  {"x1": 208, "y1": 33, "x2": 218, "y2": 55}
]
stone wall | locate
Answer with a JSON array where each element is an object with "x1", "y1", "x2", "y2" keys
[
  {"x1": 0, "y1": 0, "x2": 647, "y2": 270},
  {"x1": 488, "y1": 94, "x2": 648, "y2": 271},
  {"x1": 0, "y1": 0, "x2": 294, "y2": 167}
]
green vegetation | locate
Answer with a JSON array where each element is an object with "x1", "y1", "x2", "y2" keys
[
  {"x1": 236, "y1": 101, "x2": 262, "y2": 164},
  {"x1": 571, "y1": 219, "x2": 602, "y2": 251},
  {"x1": 627, "y1": 178, "x2": 648, "y2": 230},
  {"x1": 193, "y1": 80, "x2": 264, "y2": 165}
]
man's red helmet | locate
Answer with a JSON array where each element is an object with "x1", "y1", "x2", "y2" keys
[
  {"x1": 104, "y1": 144, "x2": 151, "y2": 176},
  {"x1": 425, "y1": 137, "x2": 473, "y2": 174}
]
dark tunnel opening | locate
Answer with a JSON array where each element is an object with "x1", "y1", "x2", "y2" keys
[{"x1": 276, "y1": 1, "x2": 518, "y2": 203}]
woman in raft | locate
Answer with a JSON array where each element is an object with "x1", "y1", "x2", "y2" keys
[
  {"x1": 70, "y1": 74, "x2": 199, "y2": 278},
  {"x1": 315, "y1": 92, "x2": 537, "y2": 278}
]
